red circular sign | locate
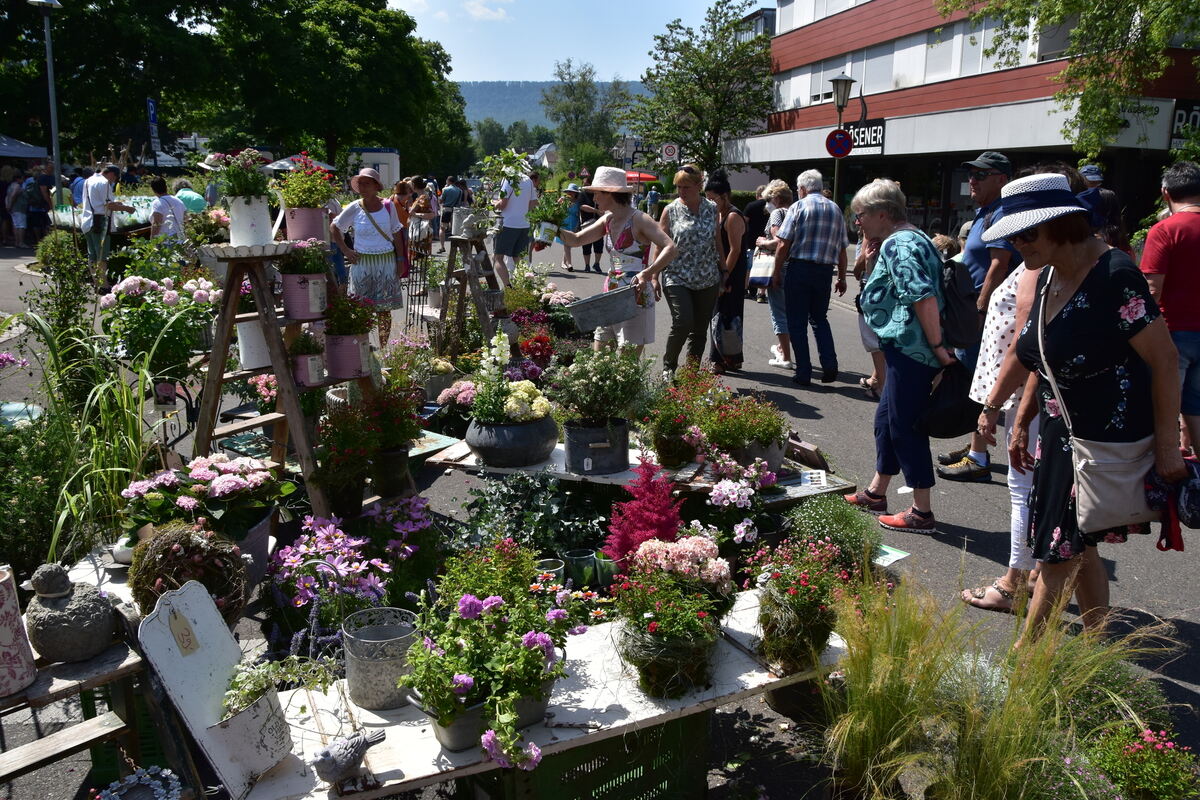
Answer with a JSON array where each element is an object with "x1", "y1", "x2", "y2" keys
[{"x1": 826, "y1": 129, "x2": 853, "y2": 159}]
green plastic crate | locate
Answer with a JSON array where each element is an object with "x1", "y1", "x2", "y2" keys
[
  {"x1": 80, "y1": 684, "x2": 168, "y2": 787},
  {"x1": 457, "y1": 710, "x2": 711, "y2": 800}
]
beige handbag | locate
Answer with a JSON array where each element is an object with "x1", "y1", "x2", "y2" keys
[{"x1": 1036, "y1": 268, "x2": 1159, "y2": 533}]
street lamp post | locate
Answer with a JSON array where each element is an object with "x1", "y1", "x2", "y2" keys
[
  {"x1": 29, "y1": 0, "x2": 63, "y2": 206},
  {"x1": 829, "y1": 72, "x2": 856, "y2": 209}
]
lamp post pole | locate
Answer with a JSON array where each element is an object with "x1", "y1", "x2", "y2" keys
[
  {"x1": 31, "y1": 0, "x2": 63, "y2": 206},
  {"x1": 830, "y1": 73, "x2": 856, "y2": 209}
]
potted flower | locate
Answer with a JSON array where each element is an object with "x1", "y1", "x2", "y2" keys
[
  {"x1": 401, "y1": 538, "x2": 587, "y2": 768},
  {"x1": 545, "y1": 346, "x2": 650, "y2": 476},
  {"x1": 288, "y1": 331, "x2": 324, "y2": 388},
  {"x1": 610, "y1": 534, "x2": 733, "y2": 699},
  {"x1": 324, "y1": 294, "x2": 375, "y2": 379},
  {"x1": 211, "y1": 149, "x2": 272, "y2": 247},
  {"x1": 100, "y1": 275, "x2": 222, "y2": 395},
  {"x1": 363, "y1": 383, "x2": 426, "y2": 499},
  {"x1": 313, "y1": 404, "x2": 379, "y2": 518},
  {"x1": 526, "y1": 190, "x2": 572, "y2": 248},
  {"x1": 277, "y1": 153, "x2": 337, "y2": 241},
  {"x1": 230, "y1": 277, "x2": 273, "y2": 370},
  {"x1": 379, "y1": 333, "x2": 433, "y2": 396},
  {"x1": 639, "y1": 365, "x2": 722, "y2": 468},
  {"x1": 463, "y1": 332, "x2": 557, "y2": 467},
  {"x1": 426, "y1": 357, "x2": 458, "y2": 403},
  {"x1": 699, "y1": 390, "x2": 789, "y2": 472},
  {"x1": 277, "y1": 239, "x2": 329, "y2": 320},
  {"x1": 115, "y1": 468, "x2": 194, "y2": 563},
  {"x1": 746, "y1": 537, "x2": 847, "y2": 675}
]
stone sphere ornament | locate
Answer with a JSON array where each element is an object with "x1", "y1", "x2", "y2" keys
[{"x1": 24, "y1": 564, "x2": 116, "y2": 663}]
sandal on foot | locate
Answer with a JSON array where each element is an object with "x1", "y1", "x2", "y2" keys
[{"x1": 961, "y1": 580, "x2": 1016, "y2": 613}]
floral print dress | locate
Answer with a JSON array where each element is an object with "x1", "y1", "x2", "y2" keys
[{"x1": 1014, "y1": 251, "x2": 1160, "y2": 562}]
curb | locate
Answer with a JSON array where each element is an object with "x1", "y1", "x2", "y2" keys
[
  {"x1": 12, "y1": 262, "x2": 41, "y2": 278},
  {"x1": 0, "y1": 320, "x2": 28, "y2": 346}
]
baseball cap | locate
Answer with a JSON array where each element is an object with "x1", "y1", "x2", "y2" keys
[
  {"x1": 961, "y1": 151, "x2": 1012, "y2": 176},
  {"x1": 1080, "y1": 165, "x2": 1103, "y2": 182}
]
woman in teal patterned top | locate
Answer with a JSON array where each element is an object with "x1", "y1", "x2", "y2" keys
[{"x1": 844, "y1": 179, "x2": 956, "y2": 534}]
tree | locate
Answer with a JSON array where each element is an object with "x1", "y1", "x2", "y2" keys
[
  {"x1": 0, "y1": 0, "x2": 221, "y2": 159},
  {"x1": 507, "y1": 120, "x2": 534, "y2": 151},
  {"x1": 623, "y1": 0, "x2": 773, "y2": 173},
  {"x1": 530, "y1": 125, "x2": 556, "y2": 147},
  {"x1": 474, "y1": 117, "x2": 508, "y2": 157},
  {"x1": 209, "y1": 0, "x2": 437, "y2": 163},
  {"x1": 402, "y1": 40, "x2": 475, "y2": 177},
  {"x1": 936, "y1": 0, "x2": 1200, "y2": 158},
  {"x1": 539, "y1": 59, "x2": 629, "y2": 154}
]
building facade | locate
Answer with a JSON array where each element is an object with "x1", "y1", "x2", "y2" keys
[{"x1": 728, "y1": 0, "x2": 1200, "y2": 233}]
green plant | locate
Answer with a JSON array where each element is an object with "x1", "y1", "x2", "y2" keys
[
  {"x1": 27, "y1": 230, "x2": 90, "y2": 340},
  {"x1": 106, "y1": 236, "x2": 189, "y2": 283},
  {"x1": 185, "y1": 207, "x2": 229, "y2": 245},
  {"x1": 526, "y1": 190, "x2": 572, "y2": 228},
  {"x1": 0, "y1": 414, "x2": 69, "y2": 582},
  {"x1": 785, "y1": 494, "x2": 883, "y2": 575},
  {"x1": 458, "y1": 471, "x2": 610, "y2": 555},
  {"x1": 476, "y1": 148, "x2": 530, "y2": 203},
  {"x1": 502, "y1": 286, "x2": 541, "y2": 312},
  {"x1": 276, "y1": 238, "x2": 329, "y2": 274},
  {"x1": 324, "y1": 293, "x2": 376, "y2": 335},
  {"x1": 363, "y1": 383, "x2": 425, "y2": 450},
  {"x1": 288, "y1": 331, "x2": 324, "y2": 356},
  {"x1": 128, "y1": 520, "x2": 248, "y2": 623},
  {"x1": 401, "y1": 538, "x2": 584, "y2": 769},
  {"x1": 313, "y1": 404, "x2": 379, "y2": 487},
  {"x1": 379, "y1": 332, "x2": 433, "y2": 390},
  {"x1": 212, "y1": 149, "x2": 271, "y2": 198},
  {"x1": 100, "y1": 275, "x2": 221, "y2": 382},
  {"x1": 1087, "y1": 725, "x2": 1199, "y2": 799},
  {"x1": 545, "y1": 345, "x2": 651, "y2": 426},
  {"x1": 275, "y1": 153, "x2": 337, "y2": 208},
  {"x1": 698, "y1": 390, "x2": 788, "y2": 451},
  {"x1": 221, "y1": 655, "x2": 337, "y2": 720},
  {"x1": 356, "y1": 497, "x2": 442, "y2": 610}
]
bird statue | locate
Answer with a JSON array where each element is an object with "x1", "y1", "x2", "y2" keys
[{"x1": 311, "y1": 728, "x2": 386, "y2": 789}]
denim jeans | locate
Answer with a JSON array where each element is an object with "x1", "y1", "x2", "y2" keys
[
  {"x1": 1173, "y1": 330, "x2": 1200, "y2": 415},
  {"x1": 874, "y1": 345, "x2": 940, "y2": 489},
  {"x1": 783, "y1": 259, "x2": 837, "y2": 381}
]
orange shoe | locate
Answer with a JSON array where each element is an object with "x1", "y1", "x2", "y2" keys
[
  {"x1": 843, "y1": 489, "x2": 887, "y2": 516},
  {"x1": 878, "y1": 507, "x2": 937, "y2": 534}
]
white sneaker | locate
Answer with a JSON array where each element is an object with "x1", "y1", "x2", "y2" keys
[
  {"x1": 768, "y1": 357, "x2": 794, "y2": 369},
  {"x1": 770, "y1": 344, "x2": 783, "y2": 360}
]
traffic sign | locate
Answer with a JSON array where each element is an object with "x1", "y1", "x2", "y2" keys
[
  {"x1": 660, "y1": 142, "x2": 679, "y2": 161},
  {"x1": 146, "y1": 97, "x2": 158, "y2": 125},
  {"x1": 826, "y1": 128, "x2": 853, "y2": 159},
  {"x1": 148, "y1": 123, "x2": 161, "y2": 154}
]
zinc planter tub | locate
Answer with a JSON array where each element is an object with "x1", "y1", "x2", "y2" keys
[
  {"x1": 563, "y1": 418, "x2": 629, "y2": 475},
  {"x1": 564, "y1": 285, "x2": 639, "y2": 332},
  {"x1": 412, "y1": 679, "x2": 554, "y2": 752},
  {"x1": 342, "y1": 607, "x2": 417, "y2": 711}
]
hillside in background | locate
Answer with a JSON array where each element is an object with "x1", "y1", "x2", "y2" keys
[{"x1": 458, "y1": 81, "x2": 645, "y2": 128}]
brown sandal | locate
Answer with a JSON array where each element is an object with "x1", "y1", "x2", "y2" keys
[{"x1": 961, "y1": 580, "x2": 1016, "y2": 614}]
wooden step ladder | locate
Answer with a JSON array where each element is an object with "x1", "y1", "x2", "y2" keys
[
  {"x1": 436, "y1": 235, "x2": 518, "y2": 356},
  {"x1": 193, "y1": 255, "x2": 372, "y2": 518}
]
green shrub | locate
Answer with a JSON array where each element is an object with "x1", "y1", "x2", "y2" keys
[
  {"x1": 1088, "y1": 725, "x2": 1199, "y2": 800},
  {"x1": 786, "y1": 494, "x2": 882, "y2": 572},
  {"x1": 28, "y1": 230, "x2": 90, "y2": 339},
  {"x1": 0, "y1": 417, "x2": 68, "y2": 582},
  {"x1": 731, "y1": 190, "x2": 758, "y2": 210}
]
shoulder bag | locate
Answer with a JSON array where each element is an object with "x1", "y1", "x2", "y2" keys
[
  {"x1": 360, "y1": 200, "x2": 411, "y2": 279},
  {"x1": 1036, "y1": 267, "x2": 1159, "y2": 533},
  {"x1": 748, "y1": 250, "x2": 775, "y2": 288}
]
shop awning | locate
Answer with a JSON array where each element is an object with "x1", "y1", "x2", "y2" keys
[{"x1": 0, "y1": 135, "x2": 48, "y2": 159}]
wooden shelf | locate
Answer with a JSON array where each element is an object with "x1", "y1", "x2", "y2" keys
[
  {"x1": 222, "y1": 365, "x2": 274, "y2": 382},
  {"x1": 212, "y1": 412, "x2": 285, "y2": 439},
  {"x1": 0, "y1": 711, "x2": 128, "y2": 783}
]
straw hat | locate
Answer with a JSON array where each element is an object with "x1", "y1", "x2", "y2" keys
[
  {"x1": 350, "y1": 168, "x2": 383, "y2": 193},
  {"x1": 582, "y1": 166, "x2": 635, "y2": 194},
  {"x1": 981, "y1": 174, "x2": 1089, "y2": 243}
]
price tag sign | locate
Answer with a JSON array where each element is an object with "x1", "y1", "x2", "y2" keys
[{"x1": 826, "y1": 129, "x2": 854, "y2": 159}]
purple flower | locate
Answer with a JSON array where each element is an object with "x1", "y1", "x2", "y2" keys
[
  {"x1": 519, "y1": 741, "x2": 542, "y2": 771},
  {"x1": 451, "y1": 673, "x2": 475, "y2": 696},
  {"x1": 482, "y1": 595, "x2": 505, "y2": 613},
  {"x1": 545, "y1": 608, "x2": 568, "y2": 623},
  {"x1": 480, "y1": 729, "x2": 512, "y2": 768},
  {"x1": 520, "y1": 630, "x2": 556, "y2": 665},
  {"x1": 555, "y1": 589, "x2": 571, "y2": 606},
  {"x1": 458, "y1": 594, "x2": 484, "y2": 619},
  {"x1": 568, "y1": 625, "x2": 588, "y2": 636}
]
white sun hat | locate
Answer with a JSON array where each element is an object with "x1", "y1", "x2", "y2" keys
[
  {"x1": 981, "y1": 174, "x2": 1090, "y2": 243},
  {"x1": 582, "y1": 166, "x2": 635, "y2": 194}
]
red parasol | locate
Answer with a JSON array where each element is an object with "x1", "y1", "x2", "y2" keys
[{"x1": 625, "y1": 171, "x2": 657, "y2": 184}]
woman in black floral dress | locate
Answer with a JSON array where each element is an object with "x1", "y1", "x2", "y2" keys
[{"x1": 984, "y1": 174, "x2": 1186, "y2": 646}]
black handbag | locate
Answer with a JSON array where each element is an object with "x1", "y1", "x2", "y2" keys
[{"x1": 916, "y1": 360, "x2": 981, "y2": 439}]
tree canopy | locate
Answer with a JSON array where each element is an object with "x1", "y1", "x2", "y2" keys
[
  {"x1": 936, "y1": 0, "x2": 1200, "y2": 158},
  {"x1": 622, "y1": 0, "x2": 773, "y2": 173},
  {"x1": 540, "y1": 59, "x2": 629, "y2": 165}
]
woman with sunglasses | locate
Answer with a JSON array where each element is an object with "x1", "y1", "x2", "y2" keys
[
  {"x1": 843, "y1": 179, "x2": 953, "y2": 533},
  {"x1": 982, "y1": 173, "x2": 1184, "y2": 646},
  {"x1": 639, "y1": 164, "x2": 721, "y2": 377}
]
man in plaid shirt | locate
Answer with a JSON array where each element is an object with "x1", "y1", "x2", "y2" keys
[{"x1": 771, "y1": 169, "x2": 849, "y2": 386}]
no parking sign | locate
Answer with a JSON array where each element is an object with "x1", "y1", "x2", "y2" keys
[{"x1": 826, "y1": 129, "x2": 853, "y2": 159}]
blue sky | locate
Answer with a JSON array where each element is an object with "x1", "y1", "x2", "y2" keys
[{"x1": 388, "y1": 0, "x2": 714, "y2": 82}]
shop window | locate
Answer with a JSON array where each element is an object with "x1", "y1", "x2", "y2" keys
[{"x1": 1036, "y1": 17, "x2": 1075, "y2": 61}]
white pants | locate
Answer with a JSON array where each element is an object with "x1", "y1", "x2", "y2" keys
[{"x1": 1004, "y1": 413, "x2": 1040, "y2": 571}]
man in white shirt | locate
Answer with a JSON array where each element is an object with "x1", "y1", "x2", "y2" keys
[
  {"x1": 81, "y1": 165, "x2": 134, "y2": 284},
  {"x1": 150, "y1": 177, "x2": 188, "y2": 246},
  {"x1": 491, "y1": 169, "x2": 540, "y2": 288}
]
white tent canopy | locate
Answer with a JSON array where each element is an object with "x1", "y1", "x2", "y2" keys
[
  {"x1": 0, "y1": 135, "x2": 48, "y2": 160},
  {"x1": 265, "y1": 154, "x2": 335, "y2": 172}
]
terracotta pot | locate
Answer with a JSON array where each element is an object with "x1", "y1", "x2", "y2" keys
[
  {"x1": 284, "y1": 207, "x2": 327, "y2": 242},
  {"x1": 325, "y1": 333, "x2": 370, "y2": 379},
  {"x1": 280, "y1": 273, "x2": 327, "y2": 321}
]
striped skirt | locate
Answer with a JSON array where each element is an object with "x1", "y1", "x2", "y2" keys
[{"x1": 348, "y1": 251, "x2": 404, "y2": 310}]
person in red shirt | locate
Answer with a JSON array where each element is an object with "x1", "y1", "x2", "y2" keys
[{"x1": 1141, "y1": 160, "x2": 1200, "y2": 450}]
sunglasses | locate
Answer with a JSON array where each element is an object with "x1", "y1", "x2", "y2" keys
[
  {"x1": 1006, "y1": 228, "x2": 1039, "y2": 245},
  {"x1": 968, "y1": 170, "x2": 1002, "y2": 181}
]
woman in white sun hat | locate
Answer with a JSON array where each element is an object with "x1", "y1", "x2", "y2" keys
[
  {"x1": 984, "y1": 172, "x2": 1185, "y2": 646},
  {"x1": 558, "y1": 166, "x2": 677, "y2": 357},
  {"x1": 332, "y1": 167, "x2": 408, "y2": 343}
]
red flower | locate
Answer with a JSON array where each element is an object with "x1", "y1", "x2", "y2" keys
[
  {"x1": 647, "y1": 621, "x2": 659, "y2": 634},
  {"x1": 697, "y1": 611, "x2": 708, "y2": 618},
  {"x1": 787, "y1": 587, "x2": 798, "y2": 596}
]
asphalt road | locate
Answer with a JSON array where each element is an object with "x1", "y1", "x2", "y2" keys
[{"x1": 2, "y1": 238, "x2": 1197, "y2": 799}]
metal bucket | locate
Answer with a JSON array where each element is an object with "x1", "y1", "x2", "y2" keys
[
  {"x1": 564, "y1": 285, "x2": 639, "y2": 332},
  {"x1": 342, "y1": 607, "x2": 418, "y2": 710}
]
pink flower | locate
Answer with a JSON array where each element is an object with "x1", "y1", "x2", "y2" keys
[
  {"x1": 175, "y1": 496, "x2": 200, "y2": 511},
  {"x1": 192, "y1": 290, "x2": 210, "y2": 304},
  {"x1": 1045, "y1": 398, "x2": 1060, "y2": 418},
  {"x1": 1118, "y1": 296, "x2": 1146, "y2": 323},
  {"x1": 208, "y1": 473, "x2": 251, "y2": 498},
  {"x1": 99, "y1": 293, "x2": 117, "y2": 310},
  {"x1": 1058, "y1": 540, "x2": 1073, "y2": 559},
  {"x1": 161, "y1": 290, "x2": 180, "y2": 307}
]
